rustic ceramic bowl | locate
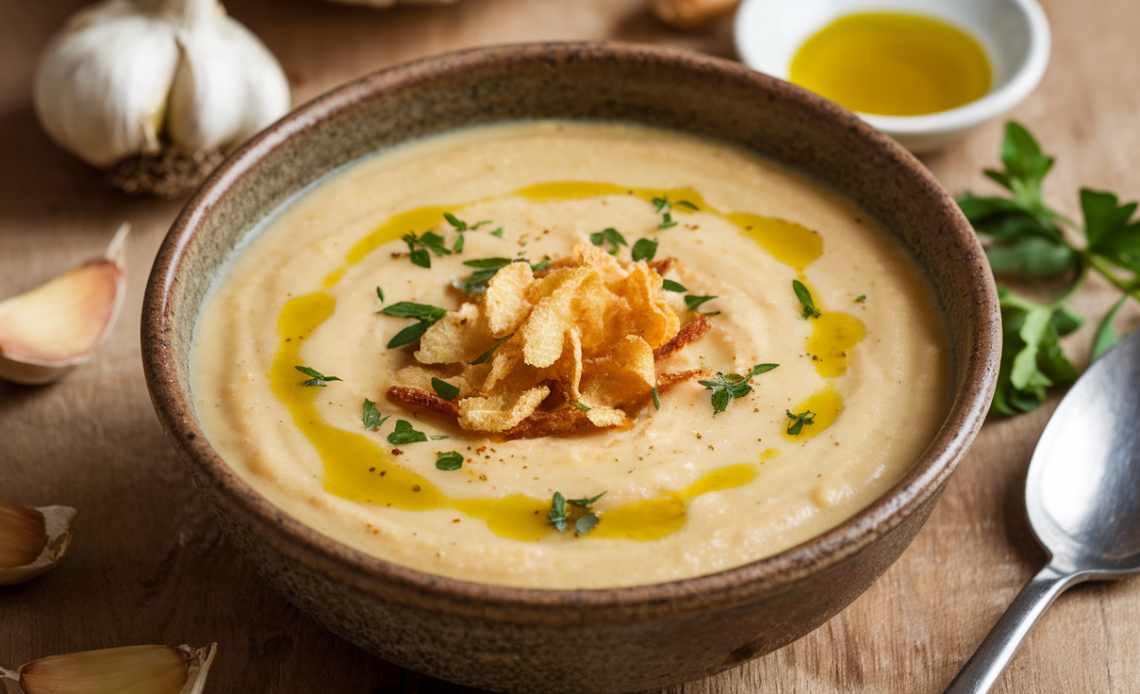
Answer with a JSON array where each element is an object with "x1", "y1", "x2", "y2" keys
[{"x1": 142, "y1": 43, "x2": 999, "y2": 693}]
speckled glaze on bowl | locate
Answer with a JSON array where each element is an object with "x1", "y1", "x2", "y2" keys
[{"x1": 142, "y1": 43, "x2": 999, "y2": 693}]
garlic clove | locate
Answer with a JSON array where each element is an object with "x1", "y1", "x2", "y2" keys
[
  {"x1": 0, "y1": 224, "x2": 129, "y2": 386},
  {"x1": 1, "y1": 644, "x2": 217, "y2": 694},
  {"x1": 33, "y1": 2, "x2": 181, "y2": 168},
  {"x1": 0, "y1": 499, "x2": 77, "y2": 586},
  {"x1": 167, "y1": 6, "x2": 291, "y2": 155}
]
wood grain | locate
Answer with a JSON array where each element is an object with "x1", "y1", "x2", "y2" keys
[{"x1": 2, "y1": 0, "x2": 1138, "y2": 692}]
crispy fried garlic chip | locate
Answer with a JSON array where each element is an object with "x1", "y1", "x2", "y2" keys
[{"x1": 388, "y1": 245, "x2": 710, "y2": 438}]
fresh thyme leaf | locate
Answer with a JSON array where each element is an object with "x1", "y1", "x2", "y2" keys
[
  {"x1": 590, "y1": 227, "x2": 627, "y2": 255},
  {"x1": 430, "y1": 435, "x2": 450, "y2": 440},
  {"x1": 376, "y1": 286, "x2": 385, "y2": 304},
  {"x1": 792, "y1": 280, "x2": 820, "y2": 319},
  {"x1": 470, "y1": 334, "x2": 512, "y2": 365},
  {"x1": 658, "y1": 212, "x2": 677, "y2": 229},
  {"x1": 431, "y1": 377, "x2": 460, "y2": 401},
  {"x1": 548, "y1": 492, "x2": 568, "y2": 532},
  {"x1": 631, "y1": 237, "x2": 659, "y2": 262},
  {"x1": 443, "y1": 212, "x2": 467, "y2": 231},
  {"x1": 530, "y1": 257, "x2": 552, "y2": 272},
  {"x1": 575, "y1": 513, "x2": 600, "y2": 536},
  {"x1": 652, "y1": 196, "x2": 669, "y2": 213},
  {"x1": 651, "y1": 387, "x2": 661, "y2": 410},
  {"x1": 855, "y1": 295, "x2": 866, "y2": 303},
  {"x1": 463, "y1": 257, "x2": 515, "y2": 269},
  {"x1": 379, "y1": 302, "x2": 447, "y2": 321},
  {"x1": 435, "y1": 451, "x2": 464, "y2": 471},
  {"x1": 698, "y1": 364, "x2": 778, "y2": 414},
  {"x1": 386, "y1": 321, "x2": 432, "y2": 349},
  {"x1": 1092, "y1": 296, "x2": 1129, "y2": 361},
  {"x1": 387, "y1": 419, "x2": 428, "y2": 445},
  {"x1": 786, "y1": 409, "x2": 816, "y2": 435},
  {"x1": 362, "y1": 399, "x2": 390, "y2": 431},
  {"x1": 684, "y1": 294, "x2": 717, "y2": 312},
  {"x1": 295, "y1": 365, "x2": 341, "y2": 388},
  {"x1": 409, "y1": 247, "x2": 431, "y2": 269},
  {"x1": 568, "y1": 491, "x2": 605, "y2": 507},
  {"x1": 452, "y1": 234, "x2": 465, "y2": 253},
  {"x1": 419, "y1": 231, "x2": 450, "y2": 256},
  {"x1": 675, "y1": 200, "x2": 699, "y2": 211},
  {"x1": 662, "y1": 279, "x2": 687, "y2": 293},
  {"x1": 490, "y1": 227, "x2": 504, "y2": 238},
  {"x1": 571, "y1": 402, "x2": 591, "y2": 412},
  {"x1": 703, "y1": 311, "x2": 721, "y2": 317}
]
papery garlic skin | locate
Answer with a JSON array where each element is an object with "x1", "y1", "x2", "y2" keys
[
  {"x1": 34, "y1": 0, "x2": 289, "y2": 170},
  {"x1": 0, "y1": 644, "x2": 217, "y2": 694},
  {"x1": 0, "y1": 505, "x2": 77, "y2": 586},
  {"x1": 0, "y1": 224, "x2": 128, "y2": 386}
]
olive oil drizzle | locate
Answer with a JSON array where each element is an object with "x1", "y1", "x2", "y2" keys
[{"x1": 289, "y1": 180, "x2": 868, "y2": 535}]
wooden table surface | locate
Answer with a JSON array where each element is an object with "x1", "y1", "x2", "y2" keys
[{"x1": 3, "y1": 1, "x2": 1139, "y2": 692}]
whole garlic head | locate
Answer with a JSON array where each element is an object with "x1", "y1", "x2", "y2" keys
[{"x1": 34, "y1": 0, "x2": 289, "y2": 193}]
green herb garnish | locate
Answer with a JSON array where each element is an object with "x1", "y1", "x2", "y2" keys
[
  {"x1": 658, "y1": 213, "x2": 677, "y2": 229},
  {"x1": 490, "y1": 227, "x2": 504, "y2": 238},
  {"x1": 362, "y1": 398, "x2": 390, "y2": 431},
  {"x1": 295, "y1": 365, "x2": 342, "y2": 388},
  {"x1": 548, "y1": 492, "x2": 568, "y2": 532},
  {"x1": 574, "y1": 514, "x2": 600, "y2": 536},
  {"x1": 431, "y1": 377, "x2": 460, "y2": 401},
  {"x1": 443, "y1": 212, "x2": 492, "y2": 252},
  {"x1": 590, "y1": 227, "x2": 628, "y2": 255},
  {"x1": 402, "y1": 231, "x2": 451, "y2": 268},
  {"x1": 651, "y1": 387, "x2": 661, "y2": 410},
  {"x1": 786, "y1": 409, "x2": 816, "y2": 435},
  {"x1": 470, "y1": 334, "x2": 512, "y2": 365},
  {"x1": 684, "y1": 294, "x2": 717, "y2": 312},
  {"x1": 699, "y1": 363, "x2": 779, "y2": 414},
  {"x1": 379, "y1": 301, "x2": 448, "y2": 348},
  {"x1": 792, "y1": 280, "x2": 820, "y2": 319},
  {"x1": 549, "y1": 490, "x2": 605, "y2": 535},
  {"x1": 957, "y1": 121, "x2": 1140, "y2": 414},
  {"x1": 651, "y1": 195, "x2": 697, "y2": 228},
  {"x1": 376, "y1": 286, "x2": 385, "y2": 304},
  {"x1": 662, "y1": 279, "x2": 687, "y2": 293},
  {"x1": 568, "y1": 491, "x2": 606, "y2": 507},
  {"x1": 387, "y1": 419, "x2": 428, "y2": 445},
  {"x1": 571, "y1": 402, "x2": 591, "y2": 412},
  {"x1": 435, "y1": 451, "x2": 464, "y2": 471},
  {"x1": 675, "y1": 200, "x2": 699, "y2": 211},
  {"x1": 631, "y1": 237, "x2": 659, "y2": 262},
  {"x1": 855, "y1": 295, "x2": 866, "y2": 303}
]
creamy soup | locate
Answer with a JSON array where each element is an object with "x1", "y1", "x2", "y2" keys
[{"x1": 192, "y1": 122, "x2": 949, "y2": 589}]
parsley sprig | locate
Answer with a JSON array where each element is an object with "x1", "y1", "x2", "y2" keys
[
  {"x1": 699, "y1": 363, "x2": 779, "y2": 414},
  {"x1": 652, "y1": 196, "x2": 698, "y2": 229},
  {"x1": 362, "y1": 399, "x2": 390, "y2": 431},
  {"x1": 786, "y1": 409, "x2": 816, "y2": 435},
  {"x1": 958, "y1": 121, "x2": 1140, "y2": 415},
  {"x1": 792, "y1": 280, "x2": 820, "y2": 319},
  {"x1": 549, "y1": 491, "x2": 606, "y2": 536},
  {"x1": 631, "y1": 237, "x2": 658, "y2": 262},
  {"x1": 590, "y1": 227, "x2": 627, "y2": 255},
  {"x1": 402, "y1": 231, "x2": 451, "y2": 268},
  {"x1": 379, "y1": 301, "x2": 447, "y2": 348},
  {"x1": 443, "y1": 212, "x2": 493, "y2": 252}
]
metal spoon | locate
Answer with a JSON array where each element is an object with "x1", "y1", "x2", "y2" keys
[{"x1": 945, "y1": 327, "x2": 1140, "y2": 693}]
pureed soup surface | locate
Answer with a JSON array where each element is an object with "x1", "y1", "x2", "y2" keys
[{"x1": 192, "y1": 122, "x2": 950, "y2": 588}]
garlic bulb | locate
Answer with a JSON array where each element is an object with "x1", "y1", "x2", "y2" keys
[
  {"x1": 0, "y1": 224, "x2": 128, "y2": 385},
  {"x1": 0, "y1": 499, "x2": 77, "y2": 586},
  {"x1": 325, "y1": 0, "x2": 457, "y2": 6},
  {"x1": 1, "y1": 644, "x2": 216, "y2": 694},
  {"x1": 34, "y1": 0, "x2": 290, "y2": 197}
]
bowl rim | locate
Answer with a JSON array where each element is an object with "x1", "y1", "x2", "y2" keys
[
  {"x1": 143, "y1": 41, "x2": 999, "y2": 620},
  {"x1": 733, "y1": 0, "x2": 1052, "y2": 137}
]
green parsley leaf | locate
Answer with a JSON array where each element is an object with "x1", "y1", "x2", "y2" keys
[
  {"x1": 786, "y1": 409, "x2": 816, "y2": 435},
  {"x1": 571, "y1": 402, "x2": 591, "y2": 412},
  {"x1": 430, "y1": 435, "x2": 450, "y2": 440},
  {"x1": 855, "y1": 295, "x2": 866, "y2": 303},
  {"x1": 792, "y1": 280, "x2": 820, "y2": 319},
  {"x1": 362, "y1": 399, "x2": 390, "y2": 431},
  {"x1": 435, "y1": 451, "x2": 464, "y2": 471},
  {"x1": 379, "y1": 302, "x2": 447, "y2": 321},
  {"x1": 530, "y1": 257, "x2": 552, "y2": 272},
  {"x1": 376, "y1": 286, "x2": 385, "y2": 304},
  {"x1": 662, "y1": 279, "x2": 687, "y2": 293},
  {"x1": 1092, "y1": 295, "x2": 1129, "y2": 362},
  {"x1": 568, "y1": 491, "x2": 605, "y2": 508},
  {"x1": 1081, "y1": 189, "x2": 1140, "y2": 274},
  {"x1": 651, "y1": 196, "x2": 669, "y2": 213},
  {"x1": 490, "y1": 227, "x2": 504, "y2": 238},
  {"x1": 990, "y1": 286, "x2": 1081, "y2": 415},
  {"x1": 684, "y1": 294, "x2": 717, "y2": 312},
  {"x1": 452, "y1": 233, "x2": 465, "y2": 253},
  {"x1": 698, "y1": 363, "x2": 778, "y2": 414},
  {"x1": 443, "y1": 212, "x2": 467, "y2": 231},
  {"x1": 295, "y1": 365, "x2": 342, "y2": 388},
  {"x1": 658, "y1": 212, "x2": 677, "y2": 229},
  {"x1": 675, "y1": 200, "x2": 699, "y2": 211},
  {"x1": 403, "y1": 231, "x2": 452, "y2": 268},
  {"x1": 575, "y1": 513, "x2": 600, "y2": 536},
  {"x1": 409, "y1": 248, "x2": 431, "y2": 269},
  {"x1": 590, "y1": 227, "x2": 628, "y2": 255},
  {"x1": 548, "y1": 492, "x2": 568, "y2": 532},
  {"x1": 470, "y1": 334, "x2": 513, "y2": 365},
  {"x1": 386, "y1": 321, "x2": 432, "y2": 349},
  {"x1": 651, "y1": 386, "x2": 661, "y2": 410},
  {"x1": 631, "y1": 237, "x2": 659, "y2": 262},
  {"x1": 387, "y1": 419, "x2": 428, "y2": 445},
  {"x1": 431, "y1": 377, "x2": 460, "y2": 401}
]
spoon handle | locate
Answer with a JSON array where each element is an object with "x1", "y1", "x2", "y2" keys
[{"x1": 943, "y1": 563, "x2": 1081, "y2": 694}]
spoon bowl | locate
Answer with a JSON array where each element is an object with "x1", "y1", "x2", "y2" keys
[{"x1": 946, "y1": 328, "x2": 1140, "y2": 693}]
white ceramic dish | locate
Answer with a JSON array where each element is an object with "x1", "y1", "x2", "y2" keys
[{"x1": 734, "y1": 0, "x2": 1051, "y2": 152}]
